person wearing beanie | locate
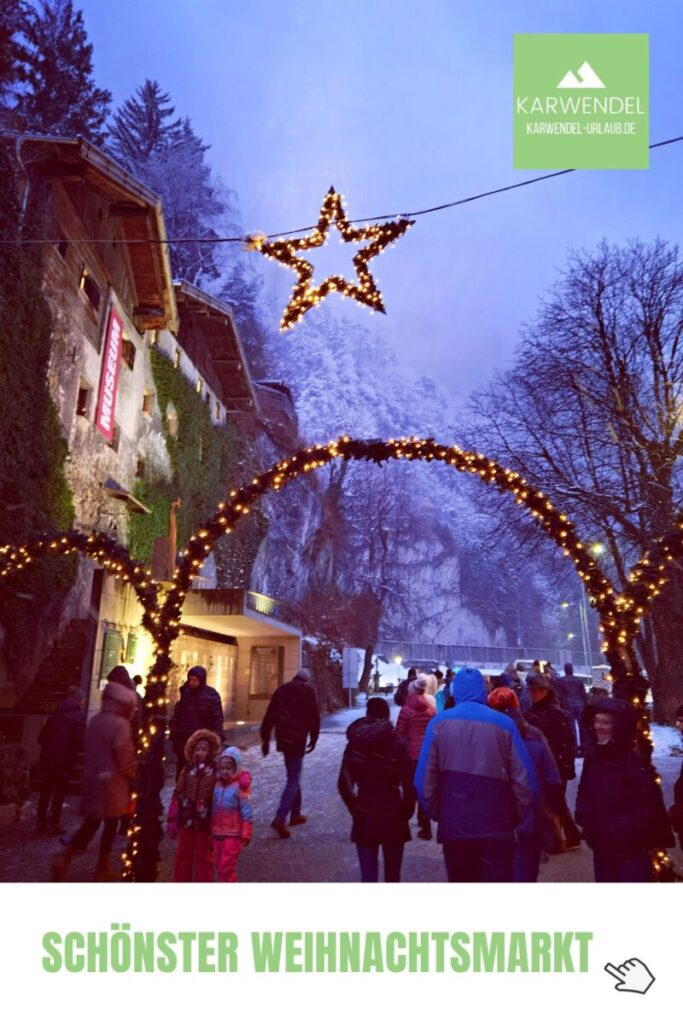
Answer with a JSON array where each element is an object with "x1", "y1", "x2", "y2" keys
[
  {"x1": 261, "y1": 667, "x2": 320, "y2": 838},
  {"x1": 415, "y1": 667, "x2": 535, "y2": 882},
  {"x1": 669, "y1": 704, "x2": 683, "y2": 849},
  {"x1": 576, "y1": 699, "x2": 674, "y2": 881},
  {"x1": 525, "y1": 673, "x2": 581, "y2": 850},
  {"x1": 396, "y1": 677, "x2": 437, "y2": 839},
  {"x1": 36, "y1": 685, "x2": 86, "y2": 836},
  {"x1": 52, "y1": 671, "x2": 138, "y2": 881},
  {"x1": 169, "y1": 665, "x2": 224, "y2": 779},
  {"x1": 167, "y1": 729, "x2": 222, "y2": 882},
  {"x1": 338, "y1": 698, "x2": 414, "y2": 881},
  {"x1": 210, "y1": 746, "x2": 253, "y2": 883},
  {"x1": 487, "y1": 687, "x2": 563, "y2": 881}
]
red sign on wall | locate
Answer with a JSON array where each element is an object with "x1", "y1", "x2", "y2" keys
[{"x1": 95, "y1": 306, "x2": 123, "y2": 442}]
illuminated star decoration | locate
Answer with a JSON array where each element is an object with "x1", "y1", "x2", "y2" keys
[{"x1": 251, "y1": 187, "x2": 414, "y2": 330}]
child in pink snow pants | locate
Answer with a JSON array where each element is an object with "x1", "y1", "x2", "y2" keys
[{"x1": 211, "y1": 746, "x2": 253, "y2": 882}]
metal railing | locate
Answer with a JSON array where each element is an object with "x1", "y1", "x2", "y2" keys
[
  {"x1": 246, "y1": 591, "x2": 281, "y2": 618},
  {"x1": 375, "y1": 639, "x2": 593, "y2": 670}
]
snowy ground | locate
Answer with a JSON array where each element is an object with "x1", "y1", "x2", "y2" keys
[{"x1": 0, "y1": 700, "x2": 681, "y2": 883}]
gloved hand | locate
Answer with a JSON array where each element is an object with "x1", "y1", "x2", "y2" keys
[
  {"x1": 306, "y1": 741, "x2": 316, "y2": 754},
  {"x1": 261, "y1": 742, "x2": 269, "y2": 757}
]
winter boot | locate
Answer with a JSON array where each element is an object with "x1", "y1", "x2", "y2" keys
[
  {"x1": 289, "y1": 815, "x2": 307, "y2": 826},
  {"x1": 51, "y1": 846, "x2": 77, "y2": 882},
  {"x1": 270, "y1": 818, "x2": 291, "y2": 839},
  {"x1": 94, "y1": 854, "x2": 121, "y2": 882}
]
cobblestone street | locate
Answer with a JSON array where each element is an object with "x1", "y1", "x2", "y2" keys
[{"x1": 1, "y1": 701, "x2": 681, "y2": 884}]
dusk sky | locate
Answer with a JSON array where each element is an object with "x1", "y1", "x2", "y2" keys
[{"x1": 80, "y1": 0, "x2": 683, "y2": 396}]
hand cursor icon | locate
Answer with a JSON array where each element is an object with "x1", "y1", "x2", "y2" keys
[{"x1": 604, "y1": 959, "x2": 655, "y2": 994}]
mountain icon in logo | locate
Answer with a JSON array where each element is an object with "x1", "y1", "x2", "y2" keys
[{"x1": 557, "y1": 60, "x2": 605, "y2": 89}]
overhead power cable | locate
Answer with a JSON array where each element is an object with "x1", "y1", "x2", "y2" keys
[{"x1": 2, "y1": 134, "x2": 681, "y2": 246}]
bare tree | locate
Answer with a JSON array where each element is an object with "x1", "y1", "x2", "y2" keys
[{"x1": 469, "y1": 238, "x2": 683, "y2": 719}]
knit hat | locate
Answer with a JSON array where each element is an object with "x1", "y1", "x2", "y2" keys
[
  {"x1": 293, "y1": 667, "x2": 311, "y2": 683},
  {"x1": 410, "y1": 677, "x2": 427, "y2": 694},
  {"x1": 487, "y1": 686, "x2": 520, "y2": 712}
]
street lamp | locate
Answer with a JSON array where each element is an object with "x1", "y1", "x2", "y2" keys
[
  {"x1": 560, "y1": 590, "x2": 596, "y2": 674},
  {"x1": 393, "y1": 655, "x2": 403, "y2": 666}
]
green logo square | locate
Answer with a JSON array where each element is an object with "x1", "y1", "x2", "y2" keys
[{"x1": 513, "y1": 33, "x2": 649, "y2": 169}]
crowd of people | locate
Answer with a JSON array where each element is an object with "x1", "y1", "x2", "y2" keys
[{"x1": 32, "y1": 658, "x2": 683, "y2": 884}]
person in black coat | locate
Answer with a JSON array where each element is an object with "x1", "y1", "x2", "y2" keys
[
  {"x1": 525, "y1": 674, "x2": 581, "y2": 848},
  {"x1": 338, "y1": 697, "x2": 414, "y2": 882},
  {"x1": 169, "y1": 666, "x2": 224, "y2": 779},
  {"x1": 576, "y1": 698, "x2": 674, "y2": 881},
  {"x1": 261, "y1": 667, "x2": 320, "y2": 838},
  {"x1": 394, "y1": 667, "x2": 417, "y2": 708},
  {"x1": 36, "y1": 685, "x2": 86, "y2": 835}
]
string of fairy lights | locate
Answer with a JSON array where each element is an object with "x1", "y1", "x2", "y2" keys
[
  {"x1": 4, "y1": 137, "x2": 683, "y2": 878},
  {"x1": 246, "y1": 187, "x2": 414, "y2": 330},
  {"x1": 0, "y1": 434, "x2": 680, "y2": 879}
]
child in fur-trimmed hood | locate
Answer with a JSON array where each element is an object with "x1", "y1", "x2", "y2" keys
[
  {"x1": 211, "y1": 746, "x2": 253, "y2": 883},
  {"x1": 167, "y1": 728, "x2": 221, "y2": 882}
]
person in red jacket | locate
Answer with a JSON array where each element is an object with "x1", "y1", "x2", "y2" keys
[{"x1": 396, "y1": 676, "x2": 436, "y2": 839}]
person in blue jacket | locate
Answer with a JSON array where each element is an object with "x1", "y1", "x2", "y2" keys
[{"x1": 415, "y1": 667, "x2": 535, "y2": 882}]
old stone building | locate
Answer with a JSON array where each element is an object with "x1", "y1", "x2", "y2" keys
[{"x1": 0, "y1": 135, "x2": 301, "y2": 757}]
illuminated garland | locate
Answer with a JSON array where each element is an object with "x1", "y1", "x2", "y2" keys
[
  {"x1": 249, "y1": 188, "x2": 414, "y2": 330},
  {"x1": 1, "y1": 435, "x2": 680, "y2": 881}
]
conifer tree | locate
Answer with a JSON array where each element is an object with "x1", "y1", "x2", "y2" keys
[
  {"x1": 110, "y1": 82, "x2": 233, "y2": 285},
  {"x1": 109, "y1": 79, "x2": 183, "y2": 163},
  {"x1": 0, "y1": 1, "x2": 29, "y2": 126},
  {"x1": 16, "y1": 0, "x2": 111, "y2": 144}
]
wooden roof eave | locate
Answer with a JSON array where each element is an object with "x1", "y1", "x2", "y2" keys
[{"x1": 15, "y1": 134, "x2": 178, "y2": 332}]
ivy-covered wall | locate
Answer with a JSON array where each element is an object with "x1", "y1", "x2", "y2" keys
[
  {"x1": 128, "y1": 347, "x2": 267, "y2": 587},
  {"x1": 0, "y1": 142, "x2": 75, "y2": 662}
]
